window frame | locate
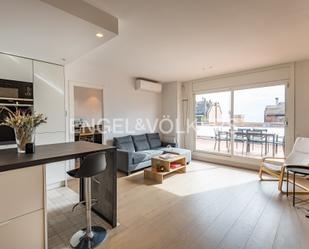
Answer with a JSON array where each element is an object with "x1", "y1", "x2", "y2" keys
[{"x1": 192, "y1": 81, "x2": 290, "y2": 165}]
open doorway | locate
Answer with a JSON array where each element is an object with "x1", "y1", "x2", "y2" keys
[
  {"x1": 69, "y1": 82, "x2": 104, "y2": 144},
  {"x1": 67, "y1": 82, "x2": 104, "y2": 189},
  {"x1": 73, "y1": 85, "x2": 104, "y2": 144}
]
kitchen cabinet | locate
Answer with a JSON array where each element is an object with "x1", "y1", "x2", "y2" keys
[
  {"x1": 33, "y1": 61, "x2": 65, "y2": 133},
  {"x1": 0, "y1": 53, "x2": 33, "y2": 82},
  {"x1": 0, "y1": 209, "x2": 45, "y2": 249},
  {"x1": 0, "y1": 166, "x2": 44, "y2": 223},
  {"x1": 33, "y1": 61, "x2": 66, "y2": 188},
  {"x1": 0, "y1": 166, "x2": 45, "y2": 249},
  {"x1": 0, "y1": 55, "x2": 67, "y2": 188},
  {"x1": 36, "y1": 132, "x2": 66, "y2": 187}
]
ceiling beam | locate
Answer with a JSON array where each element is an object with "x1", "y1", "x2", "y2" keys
[{"x1": 41, "y1": 0, "x2": 118, "y2": 34}]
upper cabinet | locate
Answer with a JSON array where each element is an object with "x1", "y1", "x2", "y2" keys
[
  {"x1": 0, "y1": 53, "x2": 33, "y2": 82},
  {"x1": 33, "y1": 61, "x2": 65, "y2": 133}
]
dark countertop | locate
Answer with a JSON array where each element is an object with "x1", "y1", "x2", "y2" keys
[{"x1": 0, "y1": 141, "x2": 115, "y2": 172}]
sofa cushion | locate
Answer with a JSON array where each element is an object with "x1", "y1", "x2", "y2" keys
[
  {"x1": 132, "y1": 152, "x2": 148, "y2": 164},
  {"x1": 146, "y1": 133, "x2": 162, "y2": 149},
  {"x1": 132, "y1": 150, "x2": 164, "y2": 164},
  {"x1": 143, "y1": 149, "x2": 164, "y2": 158},
  {"x1": 132, "y1": 134, "x2": 150, "y2": 151},
  {"x1": 113, "y1": 136, "x2": 135, "y2": 152}
]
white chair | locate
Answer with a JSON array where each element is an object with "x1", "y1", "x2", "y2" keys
[{"x1": 259, "y1": 137, "x2": 309, "y2": 192}]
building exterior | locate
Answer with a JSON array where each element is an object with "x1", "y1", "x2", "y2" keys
[
  {"x1": 264, "y1": 98, "x2": 285, "y2": 123},
  {"x1": 233, "y1": 114, "x2": 245, "y2": 124},
  {"x1": 196, "y1": 98, "x2": 222, "y2": 124}
]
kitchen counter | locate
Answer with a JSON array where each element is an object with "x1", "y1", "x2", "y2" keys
[
  {"x1": 0, "y1": 141, "x2": 117, "y2": 249},
  {"x1": 0, "y1": 141, "x2": 114, "y2": 172}
]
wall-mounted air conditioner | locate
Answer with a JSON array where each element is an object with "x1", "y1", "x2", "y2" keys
[{"x1": 135, "y1": 79, "x2": 162, "y2": 93}]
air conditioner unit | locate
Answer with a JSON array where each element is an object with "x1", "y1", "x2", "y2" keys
[{"x1": 135, "y1": 79, "x2": 162, "y2": 93}]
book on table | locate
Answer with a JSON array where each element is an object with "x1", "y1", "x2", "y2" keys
[
  {"x1": 158, "y1": 153, "x2": 178, "y2": 159},
  {"x1": 170, "y1": 163, "x2": 182, "y2": 169}
]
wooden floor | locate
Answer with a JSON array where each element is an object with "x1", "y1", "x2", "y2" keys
[{"x1": 66, "y1": 160, "x2": 309, "y2": 249}]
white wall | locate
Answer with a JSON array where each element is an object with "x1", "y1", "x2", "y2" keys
[
  {"x1": 161, "y1": 82, "x2": 181, "y2": 144},
  {"x1": 295, "y1": 60, "x2": 309, "y2": 138},
  {"x1": 74, "y1": 86, "x2": 103, "y2": 124},
  {"x1": 65, "y1": 60, "x2": 162, "y2": 144}
]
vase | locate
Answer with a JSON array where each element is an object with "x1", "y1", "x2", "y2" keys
[{"x1": 14, "y1": 127, "x2": 35, "y2": 153}]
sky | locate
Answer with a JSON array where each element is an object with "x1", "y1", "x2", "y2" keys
[{"x1": 196, "y1": 84, "x2": 285, "y2": 123}]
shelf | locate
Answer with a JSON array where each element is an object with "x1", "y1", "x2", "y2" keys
[
  {"x1": 148, "y1": 165, "x2": 186, "y2": 176},
  {"x1": 144, "y1": 155, "x2": 187, "y2": 183}
]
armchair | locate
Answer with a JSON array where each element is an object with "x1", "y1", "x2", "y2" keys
[{"x1": 259, "y1": 137, "x2": 309, "y2": 193}]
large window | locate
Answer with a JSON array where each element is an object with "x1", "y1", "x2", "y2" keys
[
  {"x1": 195, "y1": 84, "x2": 285, "y2": 158},
  {"x1": 195, "y1": 91, "x2": 231, "y2": 155}
]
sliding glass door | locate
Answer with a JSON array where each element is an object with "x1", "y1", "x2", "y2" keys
[
  {"x1": 233, "y1": 85, "x2": 285, "y2": 158},
  {"x1": 195, "y1": 90, "x2": 232, "y2": 155},
  {"x1": 195, "y1": 84, "x2": 286, "y2": 159}
]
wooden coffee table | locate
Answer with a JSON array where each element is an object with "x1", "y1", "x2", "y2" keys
[{"x1": 144, "y1": 154, "x2": 186, "y2": 183}]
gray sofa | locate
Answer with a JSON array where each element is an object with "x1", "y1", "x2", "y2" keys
[{"x1": 113, "y1": 133, "x2": 191, "y2": 175}]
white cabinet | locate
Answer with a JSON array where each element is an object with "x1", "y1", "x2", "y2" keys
[
  {"x1": 33, "y1": 61, "x2": 66, "y2": 188},
  {"x1": 0, "y1": 209, "x2": 45, "y2": 249},
  {"x1": 36, "y1": 132, "x2": 66, "y2": 187},
  {"x1": 0, "y1": 166, "x2": 44, "y2": 223},
  {"x1": 33, "y1": 61, "x2": 65, "y2": 133},
  {"x1": 0, "y1": 53, "x2": 33, "y2": 82},
  {"x1": 0, "y1": 166, "x2": 45, "y2": 249},
  {"x1": 0, "y1": 55, "x2": 67, "y2": 189}
]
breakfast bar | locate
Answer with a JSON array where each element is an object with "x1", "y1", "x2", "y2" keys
[{"x1": 0, "y1": 141, "x2": 117, "y2": 249}]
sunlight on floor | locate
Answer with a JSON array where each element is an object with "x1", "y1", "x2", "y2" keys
[{"x1": 154, "y1": 161, "x2": 258, "y2": 197}]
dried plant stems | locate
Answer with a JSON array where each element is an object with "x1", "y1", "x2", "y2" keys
[{"x1": 0, "y1": 107, "x2": 47, "y2": 152}]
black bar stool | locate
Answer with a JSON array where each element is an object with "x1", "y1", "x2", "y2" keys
[{"x1": 67, "y1": 152, "x2": 107, "y2": 249}]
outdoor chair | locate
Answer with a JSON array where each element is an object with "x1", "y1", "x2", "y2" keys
[
  {"x1": 214, "y1": 129, "x2": 230, "y2": 152},
  {"x1": 247, "y1": 130, "x2": 267, "y2": 156},
  {"x1": 275, "y1": 135, "x2": 285, "y2": 155},
  {"x1": 234, "y1": 129, "x2": 247, "y2": 154}
]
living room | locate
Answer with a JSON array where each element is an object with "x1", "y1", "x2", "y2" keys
[{"x1": 0, "y1": 1, "x2": 309, "y2": 249}]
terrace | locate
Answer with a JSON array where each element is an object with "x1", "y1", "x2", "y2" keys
[{"x1": 196, "y1": 124, "x2": 285, "y2": 158}]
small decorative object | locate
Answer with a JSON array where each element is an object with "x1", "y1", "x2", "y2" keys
[
  {"x1": 25, "y1": 143, "x2": 35, "y2": 154},
  {"x1": 157, "y1": 165, "x2": 166, "y2": 172},
  {"x1": 0, "y1": 108, "x2": 47, "y2": 153}
]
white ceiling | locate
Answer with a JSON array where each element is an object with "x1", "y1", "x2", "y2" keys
[
  {"x1": 0, "y1": 0, "x2": 117, "y2": 65},
  {"x1": 79, "y1": 0, "x2": 309, "y2": 82}
]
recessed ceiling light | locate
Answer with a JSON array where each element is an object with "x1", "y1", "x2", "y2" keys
[{"x1": 96, "y1": 33, "x2": 104, "y2": 38}]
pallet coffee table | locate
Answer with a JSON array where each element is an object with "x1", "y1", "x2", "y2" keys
[{"x1": 144, "y1": 154, "x2": 187, "y2": 183}]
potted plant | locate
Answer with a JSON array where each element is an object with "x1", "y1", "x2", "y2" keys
[{"x1": 0, "y1": 107, "x2": 47, "y2": 153}]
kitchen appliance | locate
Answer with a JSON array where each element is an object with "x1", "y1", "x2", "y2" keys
[{"x1": 0, "y1": 78, "x2": 33, "y2": 145}]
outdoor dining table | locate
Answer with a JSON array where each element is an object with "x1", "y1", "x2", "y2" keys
[{"x1": 234, "y1": 131, "x2": 276, "y2": 156}]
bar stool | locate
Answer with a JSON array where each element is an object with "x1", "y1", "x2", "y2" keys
[{"x1": 67, "y1": 152, "x2": 107, "y2": 249}]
